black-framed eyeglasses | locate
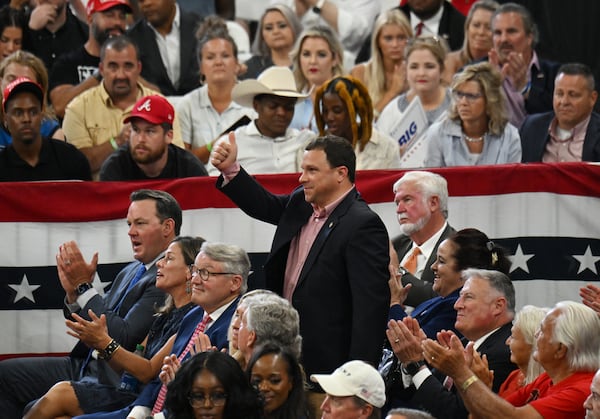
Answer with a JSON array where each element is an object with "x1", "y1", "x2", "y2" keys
[
  {"x1": 188, "y1": 391, "x2": 228, "y2": 407},
  {"x1": 452, "y1": 90, "x2": 483, "y2": 103},
  {"x1": 189, "y1": 265, "x2": 235, "y2": 281}
]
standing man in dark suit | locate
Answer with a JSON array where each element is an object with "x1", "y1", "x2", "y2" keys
[
  {"x1": 521, "y1": 62, "x2": 600, "y2": 162},
  {"x1": 399, "y1": 0, "x2": 466, "y2": 51},
  {"x1": 0, "y1": 189, "x2": 180, "y2": 419},
  {"x1": 489, "y1": 2, "x2": 560, "y2": 128},
  {"x1": 211, "y1": 134, "x2": 390, "y2": 416},
  {"x1": 392, "y1": 171, "x2": 454, "y2": 308},
  {"x1": 127, "y1": 0, "x2": 201, "y2": 96},
  {"x1": 387, "y1": 268, "x2": 517, "y2": 418}
]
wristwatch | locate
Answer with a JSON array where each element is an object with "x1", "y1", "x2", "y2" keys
[
  {"x1": 75, "y1": 282, "x2": 93, "y2": 296},
  {"x1": 401, "y1": 360, "x2": 426, "y2": 376},
  {"x1": 313, "y1": 0, "x2": 326, "y2": 14}
]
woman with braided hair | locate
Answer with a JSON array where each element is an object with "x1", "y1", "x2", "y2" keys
[{"x1": 312, "y1": 75, "x2": 401, "y2": 169}]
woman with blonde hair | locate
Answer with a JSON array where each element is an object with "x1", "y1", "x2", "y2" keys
[
  {"x1": 499, "y1": 305, "x2": 548, "y2": 398},
  {"x1": 350, "y1": 9, "x2": 413, "y2": 120},
  {"x1": 289, "y1": 25, "x2": 345, "y2": 131},
  {"x1": 424, "y1": 61, "x2": 521, "y2": 167},
  {"x1": 313, "y1": 76, "x2": 400, "y2": 169},
  {"x1": 443, "y1": 0, "x2": 499, "y2": 83},
  {"x1": 243, "y1": 4, "x2": 302, "y2": 79},
  {"x1": 377, "y1": 36, "x2": 452, "y2": 140},
  {"x1": 0, "y1": 50, "x2": 64, "y2": 147}
]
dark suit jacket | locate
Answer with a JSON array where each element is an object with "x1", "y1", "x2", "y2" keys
[
  {"x1": 67, "y1": 261, "x2": 166, "y2": 386},
  {"x1": 392, "y1": 224, "x2": 455, "y2": 307},
  {"x1": 524, "y1": 59, "x2": 561, "y2": 120},
  {"x1": 217, "y1": 168, "x2": 390, "y2": 378},
  {"x1": 400, "y1": 2, "x2": 465, "y2": 51},
  {"x1": 127, "y1": 13, "x2": 201, "y2": 96},
  {"x1": 520, "y1": 111, "x2": 600, "y2": 162},
  {"x1": 410, "y1": 322, "x2": 516, "y2": 419}
]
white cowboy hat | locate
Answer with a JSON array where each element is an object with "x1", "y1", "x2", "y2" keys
[{"x1": 233, "y1": 66, "x2": 308, "y2": 108}]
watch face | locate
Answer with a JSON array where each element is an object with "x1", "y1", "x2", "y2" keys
[{"x1": 76, "y1": 283, "x2": 92, "y2": 294}]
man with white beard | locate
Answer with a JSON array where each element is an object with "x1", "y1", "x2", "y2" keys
[{"x1": 391, "y1": 171, "x2": 454, "y2": 307}]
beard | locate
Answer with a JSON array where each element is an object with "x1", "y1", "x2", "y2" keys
[
  {"x1": 398, "y1": 212, "x2": 430, "y2": 236},
  {"x1": 131, "y1": 144, "x2": 166, "y2": 165},
  {"x1": 92, "y1": 23, "x2": 125, "y2": 47}
]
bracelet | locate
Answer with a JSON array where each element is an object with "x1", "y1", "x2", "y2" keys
[
  {"x1": 97, "y1": 339, "x2": 120, "y2": 360},
  {"x1": 461, "y1": 375, "x2": 479, "y2": 392},
  {"x1": 109, "y1": 137, "x2": 118, "y2": 150},
  {"x1": 206, "y1": 141, "x2": 213, "y2": 153}
]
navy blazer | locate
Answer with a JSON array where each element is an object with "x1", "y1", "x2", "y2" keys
[
  {"x1": 408, "y1": 322, "x2": 516, "y2": 419},
  {"x1": 217, "y1": 168, "x2": 390, "y2": 378},
  {"x1": 127, "y1": 13, "x2": 201, "y2": 96},
  {"x1": 392, "y1": 224, "x2": 455, "y2": 307},
  {"x1": 524, "y1": 59, "x2": 561, "y2": 120},
  {"x1": 520, "y1": 111, "x2": 600, "y2": 162},
  {"x1": 67, "y1": 261, "x2": 166, "y2": 386}
]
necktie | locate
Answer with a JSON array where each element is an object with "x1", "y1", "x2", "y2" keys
[
  {"x1": 415, "y1": 22, "x2": 424, "y2": 37},
  {"x1": 402, "y1": 247, "x2": 421, "y2": 275},
  {"x1": 79, "y1": 262, "x2": 146, "y2": 379},
  {"x1": 152, "y1": 314, "x2": 212, "y2": 414}
]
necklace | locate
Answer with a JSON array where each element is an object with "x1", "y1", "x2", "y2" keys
[{"x1": 464, "y1": 133, "x2": 485, "y2": 143}]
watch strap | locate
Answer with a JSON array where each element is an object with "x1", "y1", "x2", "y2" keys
[{"x1": 401, "y1": 360, "x2": 426, "y2": 376}]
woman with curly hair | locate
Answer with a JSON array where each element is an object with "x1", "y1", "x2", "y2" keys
[
  {"x1": 165, "y1": 351, "x2": 262, "y2": 419},
  {"x1": 247, "y1": 342, "x2": 309, "y2": 419},
  {"x1": 313, "y1": 75, "x2": 401, "y2": 169},
  {"x1": 424, "y1": 61, "x2": 521, "y2": 167}
]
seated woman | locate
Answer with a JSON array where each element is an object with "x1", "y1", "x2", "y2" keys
[
  {"x1": 289, "y1": 25, "x2": 345, "y2": 132},
  {"x1": 377, "y1": 37, "x2": 452, "y2": 142},
  {"x1": 313, "y1": 75, "x2": 401, "y2": 169},
  {"x1": 381, "y1": 228, "x2": 511, "y2": 407},
  {"x1": 0, "y1": 6, "x2": 25, "y2": 60},
  {"x1": 177, "y1": 16, "x2": 256, "y2": 164},
  {"x1": 0, "y1": 50, "x2": 64, "y2": 148},
  {"x1": 24, "y1": 236, "x2": 205, "y2": 418},
  {"x1": 350, "y1": 9, "x2": 413, "y2": 120},
  {"x1": 242, "y1": 4, "x2": 302, "y2": 79},
  {"x1": 424, "y1": 62, "x2": 522, "y2": 167},
  {"x1": 443, "y1": 0, "x2": 499, "y2": 83},
  {"x1": 247, "y1": 342, "x2": 309, "y2": 419},
  {"x1": 164, "y1": 351, "x2": 263, "y2": 419},
  {"x1": 499, "y1": 305, "x2": 548, "y2": 398}
]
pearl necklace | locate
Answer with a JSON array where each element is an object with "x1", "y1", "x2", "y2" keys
[{"x1": 464, "y1": 133, "x2": 485, "y2": 143}]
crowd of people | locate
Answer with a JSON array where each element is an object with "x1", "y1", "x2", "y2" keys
[{"x1": 0, "y1": 0, "x2": 599, "y2": 419}]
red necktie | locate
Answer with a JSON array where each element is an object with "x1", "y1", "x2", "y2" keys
[
  {"x1": 152, "y1": 314, "x2": 212, "y2": 414},
  {"x1": 415, "y1": 22, "x2": 424, "y2": 37},
  {"x1": 402, "y1": 247, "x2": 421, "y2": 275}
]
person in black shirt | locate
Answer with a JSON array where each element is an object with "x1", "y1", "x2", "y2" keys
[
  {"x1": 99, "y1": 95, "x2": 207, "y2": 180},
  {"x1": 0, "y1": 76, "x2": 91, "y2": 181}
]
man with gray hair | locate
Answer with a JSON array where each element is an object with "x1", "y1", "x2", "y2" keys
[
  {"x1": 423, "y1": 299, "x2": 600, "y2": 418},
  {"x1": 387, "y1": 269, "x2": 516, "y2": 417},
  {"x1": 386, "y1": 407, "x2": 435, "y2": 419},
  {"x1": 392, "y1": 170, "x2": 454, "y2": 307}
]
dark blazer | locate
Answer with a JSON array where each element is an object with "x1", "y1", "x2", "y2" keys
[
  {"x1": 410, "y1": 322, "x2": 516, "y2": 419},
  {"x1": 126, "y1": 299, "x2": 238, "y2": 411},
  {"x1": 520, "y1": 111, "x2": 600, "y2": 162},
  {"x1": 400, "y1": 2, "x2": 465, "y2": 51},
  {"x1": 217, "y1": 168, "x2": 390, "y2": 378},
  {"x1": 392, "y1": 224, "x2": 455, "y2": 307},
  {"x1": 524, "y1": 59, "x2": 561, "y2": 120},
  {"x1": 127, "y1": 13, "x2": 201, "y2": 96},
  {"x1": 67, "y1": 261, "x2": 166, "y2": 386}
]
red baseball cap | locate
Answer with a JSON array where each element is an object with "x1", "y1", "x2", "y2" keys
[
  {"x1": 124, "y1": 95, "x2": 175, "y2": 125},
  {"x1": 3, "y1": 77, "x2": 44, "y2": 112},
  {"x1": 86, "y1": 0, "x2": 132, "y2": 16}
]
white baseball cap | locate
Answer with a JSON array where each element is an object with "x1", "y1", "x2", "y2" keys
[{"x1": 310, "y1": 360, "x2": 386, "y2": 408}]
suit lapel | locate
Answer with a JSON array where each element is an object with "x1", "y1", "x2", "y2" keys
[{"x1": 582, "y1": 113, "x2": 600, "y2": 161}]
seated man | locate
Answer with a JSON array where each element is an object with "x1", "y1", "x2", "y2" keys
[
  {"x1": 423, "y1": 299, "x2": 600, "y2": 418},
  {"x1": 584, "y1": 369, "x2": 600, "y2": 419},
  {"x1": 208, "y1": 66, "x2": 315, "y2": 175},
  {"x1": 100, "y1": 95, "x2": 207, "y2": 180},
  {"x1": 311, "y1": 360, "x2": 386, "y2": 419},
  {"x1": 520, "y1": 63, "x2": 600, "y2": 162},
  {"x1": 0, "y1": 77, "x2": 91, "y2": 181}
]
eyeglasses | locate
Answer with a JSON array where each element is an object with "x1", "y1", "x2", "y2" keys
[
  {"x1": 452, "y1": 90, "x2": 483, "y2": 103},
  {"x1": 189, "y1": 265, "x2": 235, "y2": 281},
  {"x1": 188, "y1": 391, "x2": 228, "y2": 407}
]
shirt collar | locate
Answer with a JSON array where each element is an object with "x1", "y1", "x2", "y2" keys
[
  {"x1": 410, "y1": 6, "x2": 443, "y2": 34},
  {"x1": 549, "y1": 113, "x2": 591, "y2": 139},
  {"x1": 311, "y1": 186, "x2": 354, "y2": 218}
]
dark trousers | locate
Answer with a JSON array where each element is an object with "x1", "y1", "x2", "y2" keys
[{"x1": 0, "y1": 356, "x2": 81, "y2": 419}]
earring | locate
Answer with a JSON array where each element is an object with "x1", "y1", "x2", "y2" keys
[{"x1": 186, "y1": 279, "x2": 191, "y2": 294}]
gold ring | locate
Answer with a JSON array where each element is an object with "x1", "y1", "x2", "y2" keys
[{"x1": 394, "y1": 338, "x2": 400, "y2": 343}]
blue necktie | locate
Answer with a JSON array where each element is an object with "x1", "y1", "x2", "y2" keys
[{"x1": 79, "y1": 262, "x2": 146, "y2": 378}]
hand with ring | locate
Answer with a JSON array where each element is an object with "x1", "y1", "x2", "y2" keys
[{"x1": 386, "y1": 317, "x2": 426, "y2": 364}]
